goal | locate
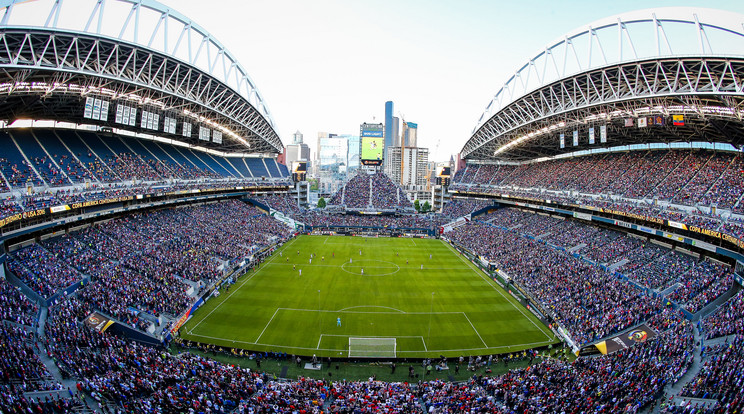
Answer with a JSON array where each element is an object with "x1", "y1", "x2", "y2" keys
[{"x1": 348, "y1": 337, "x2": 397, "y2": 358}]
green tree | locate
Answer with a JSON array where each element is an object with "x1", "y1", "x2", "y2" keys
[
  {"x1": 317, "y1": 197, "x2": 326, "y2": 209},
  {"x1": 422, "y1": 201, "x2": 431, "y2": 213},
  {"x1": 413, "y1": 199, "x2": 420, "y2": 212}
]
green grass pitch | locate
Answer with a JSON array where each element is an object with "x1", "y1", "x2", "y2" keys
[{"x1": 179, "y1": 235, "x2": 558, "y2": 358}]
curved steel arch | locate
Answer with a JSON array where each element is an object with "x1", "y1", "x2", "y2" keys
[
  {"x1": 464, "y1": 57, "x2": 744, "y2": 160},
  {"x1": 0, "y1": 0, "x2": 282, "y2": 153},
  {"x1": 464, "y1": 8, "x2": 744, "y2": 160}
]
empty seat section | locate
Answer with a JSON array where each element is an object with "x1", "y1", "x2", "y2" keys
[
  {"x1": 190, "y1": 151, "x2": 235, "y2": 178},
  {"x1": 125, "y1": 138, "x2": 176, "y2": 179},
  {"x1": 169, "y1": 146, "x2": 222, "y2": 178},
  {"x1": 0, "y1": 131, "x2": 43, "y2": 187},
  {"x1": 91, "y1": 134, "x2": 160, "y2": 181},
  {"x1": 245, "y1": 158, "x2": 269, "y2": 178},
  {"x1": 276, "y1": 162, "x2": 290, "y2": 177},
  {"x1": 11, "y1": 130, "x2": 69, "y2": 187},
  {"x1": 226, "y1": 158, "x2": 250, "y2": 178},
  {"x1": 264, "y1": 158, "x2": 281, "y2": 177},
  {"x1": 36, "y1": 131, "x2": 95, "y2": 184},
  {"x1": 60, "y1": 131, "x2": 117, "y2": 182}
]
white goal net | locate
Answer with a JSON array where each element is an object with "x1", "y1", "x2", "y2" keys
[{"x1": 348, "y1": 337, "x2": 397, "y2": 358}]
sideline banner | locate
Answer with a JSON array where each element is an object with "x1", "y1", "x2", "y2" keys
[{"x1": 84, "y1": 312, "x2": 115, "y2": 333}]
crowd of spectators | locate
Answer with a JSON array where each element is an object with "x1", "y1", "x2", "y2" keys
[
  {"x1": 0, "y1": 324, "x2": 61, "y2": 397},
  {"x1": 44, "y1": 295, "x2": 262, "y2": 413},
  {"x1": 328, "y1": 380, "x2": 419, "y2": 412},
  {"x1": 0, "y1": 277, "x2": 38, "y2": 326},
  {"x1": 451, "y1": 149, "x2": 744, "y2": 243},
  {"x1": 448, "y1": 207, "x2": 736, "y2": 343},
  {"x1": 328, "y1": 172, "x2": 412, "y2": 210},
  {"x1": 440, "y1": 198, "x2": 494, "y2": 219},
  {"x1": 673, "y1": 335, "x2": 744, "y2": 413},
  {"x1": 447, "y1": 218, "x2": 661, "y2": 345},
  {"x1": 487, "y1": 319, "x2": 694, "y2": 413},
  {"x1": 6, "y1": 200, "x2": 293, "y2": 333},
  {"x1": 7, "y1": 245, "x2": 83, "y2": 298},
  {"x1": 702, "y1": 291, "x2": 744, "y2": 340}
]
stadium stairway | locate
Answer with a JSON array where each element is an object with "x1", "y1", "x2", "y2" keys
[
  {"x1": 9, "y1": 132, "x2": 46, "y2": 187},
  {"x1": 30, "y1": 131, "x2": 73, "y2": 186},
  {"x1": 647, "y1": 324, "x2": 705, "y2": 414},
  {"x1": 690, "y1": 282, "x2": 741, "y2": 321},
  {"x1": 659, "y1": 283, "x2": 682, "y2": 297},
  {"x1": 53, "y1": 131, "x2": 101, "y2": 184},
  {"x1": 30, "y1": 306, "x2": 103, "y2": 411}
]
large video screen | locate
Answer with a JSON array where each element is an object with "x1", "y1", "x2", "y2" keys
[
  {"x1": 291, "y1": 161, "x2": 307, "y2": 181},
  {"x1": 361, "y1": 137, "x2": 384, "y2": 165}
]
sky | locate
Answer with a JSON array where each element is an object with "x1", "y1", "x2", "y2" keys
[{"x1": 165, "y1": 0, "x2": 744, "y2": 162}]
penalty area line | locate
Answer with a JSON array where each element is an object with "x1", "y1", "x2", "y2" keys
[
  {"x1": 188, "y1": 237, "x2": 299, "y2": 335},
  {"x1": 255, "y1": 308, "x2": 280, "y2": 344},
  {"x1": 442, "y1": 240, "x2": 555, "y2": 342}
]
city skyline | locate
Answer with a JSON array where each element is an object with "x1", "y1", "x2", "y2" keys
[{"x1": 167, "y1": 0, "x2": 744, "y2": 162}]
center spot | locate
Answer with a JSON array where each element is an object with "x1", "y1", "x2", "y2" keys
[{"x1": 340, "y1": 260, "x2": 401, "y2": 276}]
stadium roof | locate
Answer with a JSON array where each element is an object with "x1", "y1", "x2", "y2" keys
[
  {"x1": 462, "y1": 8, "x2": 744, "y2": 162},
  {"x1": 0, "y1": 0, "x2": 283, "y2": 154}
]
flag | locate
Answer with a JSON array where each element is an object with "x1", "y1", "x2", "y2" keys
[
  {"x1": 624, "y1": 118, "x2": 633, "y2": 127},
  {"x1": 672, "y1": 115, "x2": 684, "y2": 126},
  {"x1": 638, "y1": 117, "x2": 647, "y2": 128},
  {"x1": 588, "y1": 127, "x2": 595, "y2": 144},
  {"x1": 559, "y1": 133, "x2": 565, "y2": 149},
  {"x1": 653, "y1": 115, "x2": 665, "y2": 126}
]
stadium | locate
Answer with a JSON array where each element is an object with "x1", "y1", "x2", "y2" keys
[{"x1": 0, "y1": 0, "x2": 742, "y2": 413}]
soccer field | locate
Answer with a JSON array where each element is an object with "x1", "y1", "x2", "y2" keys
[{"x1": 180, "y1": 235, "x2": 557, "y2": 358}]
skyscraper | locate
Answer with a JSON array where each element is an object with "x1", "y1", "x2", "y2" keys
[
  {"x1": 285, "y1": 130, "x2": 310, "y2": 168},
  {"x1": 384, "y1": 101, "x2": 394, "y2": 149},
  {"x1": 401, "y1": 121, "x2": 417, "y2": 147}
]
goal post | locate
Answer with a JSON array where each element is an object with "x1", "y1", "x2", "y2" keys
[{"x1": 348, "y1": 337, "x2": 397, "y2": 358}]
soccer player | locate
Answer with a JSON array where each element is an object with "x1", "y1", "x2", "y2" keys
[
  {"x1": 337, "y1": 317, "x2": 341, "y2": 326},
  {"x1": 299, "y1": 269, "x2": 302, "y2": 276}
]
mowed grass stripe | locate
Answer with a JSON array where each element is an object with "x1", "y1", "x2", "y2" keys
[{"x1": 179, "y1": 235, "x2": 557, "y2": 357}]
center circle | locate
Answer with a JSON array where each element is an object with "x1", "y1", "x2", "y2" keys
[{"x1": 340, "y1": 260, "x2": 401, "y2": 276}]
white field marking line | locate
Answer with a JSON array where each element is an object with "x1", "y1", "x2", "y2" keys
[
  {"x1": 185, "y1": 331, "x2": 553, "y2": 353},
  {"x1": 323, "y1": 236, "x2": 330, "y2": 245},
  {"x1": 278, "y1": 307, "x2": 462, "y2": 315},
  {"x1": 267, "y1": 262, "x2": 470, "y2": 270},
  {"x1": 421, "y1": 336, "x2": 428, "y2": 352},
  {"x1": 410, "y1": 238, "x2": 417, "y2": 246},
  {"x1": 188, "y1": 237, "x2": 299, "y2": 334},
  {"x1": 317, "y1": 335, "x2": 322, "y2": 349},
  {"x1": 443, "y1": 240, "x2": 554, "y2": 342},
  {"x1": 462, "y1": 312, "x2": 489, "y2": 348},
  {"x1": 255, "y1": 308, "x2": 280, "y2": 344},
  {"x1": 320, "y1": 334, "x2": 424, "y2": 338},
  {"x1": 337, "y1": 305, "x2": 405, "y2": 313}
]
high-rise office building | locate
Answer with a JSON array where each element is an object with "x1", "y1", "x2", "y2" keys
[
  {"x1": 385, "y1": 146, "x2": 429, "y2": 200},
  {"x1": 292, "y1": 130, "x2": 304, "y2": 144},
  {"x1": 401, "y1": 121, "x2": 417, "y2": 147},
  {"x1": 315, "y1": 132, "x2": 360, "y2": 194},
  {"x1": 285, "y1": 130, "x2": 310, "y2": 168},
  {"x1": 384, "y1": 101, "x2": 394, "y2": 149}
]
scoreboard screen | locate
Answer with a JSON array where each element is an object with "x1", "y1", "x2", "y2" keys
[
  {"x1": 436, "y1": 166, "x2": 451, "y2": 186},
  {"x1": 360, "y1": 137, "x2": 384, "y2": 166},
  {"x1": 292, "y1": 161, "x2": 307, "y2": 181}
]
